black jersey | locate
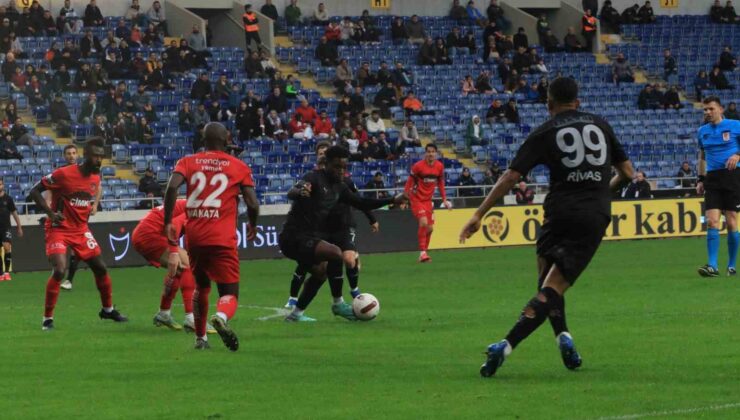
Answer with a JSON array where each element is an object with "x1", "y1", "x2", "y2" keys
[
  {"x1": 283, "y1": 169, "x2": 391, "y2": 235},
  {"x1": 0, "y1": 193, "x2": 17, "y2": 228},
  {"x1": 510, "y1": 109, "x2": 628, "y2": 219},
  {"x1": 326, "y1": 177, "x2": 377, "y2": 231}
]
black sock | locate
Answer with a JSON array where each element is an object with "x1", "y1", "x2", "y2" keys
[
  {"x1": 548, "y1": 292, "x2": 568, "y2": 336},
  {"x1": 67, "y1": 255, "x2": 79, "y2": 282},
  {"x1": 326, "y1": 260, "x2": 344, "y2": 299},
  {"x1": 289, "y1": 266, "x2": 307, "y2": 297},
  {"x1": 296, "y1": 275, "x2": 326, "y2": 311},
  {"x1": 3, "y1": 252, "x2": 10, "y2": 274},
  {"x1": 504, "y1": 287, "x2": 558, "y2": 349},
  {"x1": 346, "y1": 264, "x2": 359, "y2": 290}
]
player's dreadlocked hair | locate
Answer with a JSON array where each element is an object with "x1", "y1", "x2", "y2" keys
[{"x1": 84, "y1": 137, "x2": 105, "y2": 153}]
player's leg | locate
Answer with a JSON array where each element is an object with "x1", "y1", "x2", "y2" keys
[
  {"x1": 211, "y1": 281, "x2": 240, "y2": 351},
  {"x1": 286, "y1": 239, "x2": 345, "y2": 321},
  {"x1": 346, "y1": 252, "x2": 361, "y2": 298},
  {"x1": 285, "y1": 264, "x2": 307, "y2": 308},
  {"x1": 86, "y1": 255, "x2": 128, "y2": 322},
  {"x1": 699, "y1": 208, "x2": 722, "y2": 276},
  {"x1": 200, "y1": 247, "x2": 241, "y2": 351},
  {"x1": 61, "y1": 253, "x2": 79, "y2": 290},
  {"x1": 287, "y1": 262, "x2": 327, "y2": 322},
  {"x1": 425, "y1": 207, "x2": 435, "y2": 258},
  {"x1": 152, "y1": 248, "x2": 189, "y2": 330},
  {"x1": 192, "y1": 269, "x2": 212, "y2": 349},
  {"x1": 724, "y1": 210, "x2": 739, "y2": 275},
  {"x1": 42, "y1": 253, "x2": 67, "y2": 330},
  {"x1": 1, "y1": 240, "x2": 11, "y2": 280},
  {"x1": 417, "y1": 215, "x2": 432, "y2": 262},
  {"x1": 327, "y1": 250, "x2": 357, "y2": 321}
]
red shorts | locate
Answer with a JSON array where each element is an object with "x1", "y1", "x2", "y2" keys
[
  {"x1": 45, "y1": 229, "x2": 102, "y2": 261},
  {"x1": 132, "y1": 228, "x2": 167, "y2": 268},
  {"x1": 188, "y1": 246, "x2": 240, "y2": 284},
  {"x1": 411, "y1": 200, "x2": 434, "y2": 224}
]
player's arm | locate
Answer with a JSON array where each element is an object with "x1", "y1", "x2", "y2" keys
[
  {"x1": 28, "y1": 181, "x2": 63, "y2": 224},
  {"x1": 347, "y1": 178, "x2": 378, "y2": 228},
  {"x1": 696, "y1": 149, "x2": 707, "y2": 195},
  {"x1": 609, "y1": 160, "x2": 635, "y2": 191},
  {"x1": 91, "y1": 183, "x2": 102, "y2": 215},
  {"x1": 403, "y1": 171, "x2": 416, "y2": 195},
  {"x1": 339, "y1": 186, "x2": 406, "y2": 212},
  {"x1": 11, "y1": 211, "x2": 22, "y2": 237},
  {"x1": 459, "y1": 169, "x2": 521, "y2": 243},
  {"x1": 164, "y1": 171, "x2": 186, "y2": 278},
  {"x1": 437, "y1": 170, "x2": 451, "y2": 209},
  {"x1": 288, "y1": 172, "x2": 315, "y2": 200},
  {"x1": 240, "y1": 184, "x2": 259, "y2": 241}
]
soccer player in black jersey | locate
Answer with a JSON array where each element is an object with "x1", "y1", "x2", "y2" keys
[
  {"x1": 459, "y1": 78, "x2": 634, "y2": 377},
  {"x1": 0, "y1": 179, "x2": 22, "y2": 281},
  {"x1": 279, "y1": 146, "x2": 405, "y2": 321}
]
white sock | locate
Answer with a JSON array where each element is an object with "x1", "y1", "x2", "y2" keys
[
  {"x1": 103, "y1": 307, "x2": 113, "y2": 313},
  {"x1": 198, "y1": 335, "x2": 207, "y2": 341},
  {"x1": 216, "y1": 312, "x2": 228, "y2": 323},
  {"x1": 185, "y1": 313, "x2": 194, "y2": 323},
  {"x1": 556, "y1": 331, "x2": 572, "y2": 343},
  {"x1": 289, "y1": 296, "x2": 297, "y2": 301},
  {"x1": 503, "y1": 340, "x2": 513, "y2": 357},
  {"x1": 333, "y1": 296, "x2": 344, "y2": 304},
  {"x1": 351, "y1": 287, "x2": 359, "y2": 293},
  {"x1": 43, "y1": 317, "x2": 53, "y2": 322},
  {"x1": 292, "y1": 307, "x2": 304, "y2": 317},
  {"x1": 159, "y1": 309, "x2": 171, "y2": 317}
]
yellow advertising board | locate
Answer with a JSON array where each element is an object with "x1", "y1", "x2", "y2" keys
[
  {"x1": 659, "y1": 0, "x2": 679, "y2": 9},
  {"x1": 15, "y1": 0, "x2": 32, "y2": 8},
  {"x1": 429, "y1": 198, "x2": 705, "y2": 250},
  {"x1": 370, "y1": 0, "x2": 391, "y2": 10}
]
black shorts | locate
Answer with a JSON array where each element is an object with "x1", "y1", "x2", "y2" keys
[
  {"x1": 536, "y1": 215, "x2": 610, "y2": 284},
  {"x1": 0, "y1": 227, "x2": 11, "y2": 244},
  {"x1": 279, "y1": 230, "x2": 321, "y2": 269},
  {"x1": 324, "y1": 227, "x2": 357, "y2": 252},
  {"x1": 704, "y1": 169, "x2": 740, "y2": 211}
]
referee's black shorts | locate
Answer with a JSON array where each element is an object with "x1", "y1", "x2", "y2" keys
[
  {"x1": 704, "y1": 169, "x2": 740, "y2": 212},
  {"x1": 536, "y1": 214, "x2": 610, "y2": 284}
]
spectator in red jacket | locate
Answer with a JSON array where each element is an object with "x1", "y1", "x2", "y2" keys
[
  {"x1": 313, "y1": 110, "x2": 333, "y2": 139},
  {"x1": 325, "y1": 20, "x2": 341, "y2": 45},
  {"x1": 353, "y1": 123, "x2": 369, "y2": 145},
  {"x1": 289, "y1": 113, "x2": 310, "y2": 139},
  {"x1": 294, "y1": 99, "x2": 318, "y2": 124},
  {"x1": 514, "y1": 181, "x2": 534, "y2": 204}
]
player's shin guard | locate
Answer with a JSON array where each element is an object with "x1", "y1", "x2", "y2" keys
[
  {"x1": 417, "y1": 226, "x2": 428, "y2": 251},
  {"x1": 728, "y1": 231, "x2": 740, "y2": 268},
  {"x1": 44, "y1": 277, "x2": 61, "y2": 318},
  {"x1": 547, "y1": 292, "x2": 568, "y2": 337},
  {"x1": 504, "y1": 287, "x2": 559, "y2": 349},
  {"x1": 296, "y1": 275, "x2": 326, "y2": 310},
  {"x1": 216, "y1": 295, "x2": 238, "y2": 322},
  {"x1": 193, "y1": 284, "x2": 211, "y2": 338},
  {"x1": 346, "y1": 264, "x2": 359, "y2": 290},
  {"x1": 94, "y1": 273, "x2": 113, "y2": 309},
  {"x1": 708, "y1": 227, "x2": 720, "y2": 269},
  {"x1": 179, "y1": 269, "x2": 195, "y2": 314},
  {"x1": 159, "y1": 274, "x2": 181, "y2": 311}
]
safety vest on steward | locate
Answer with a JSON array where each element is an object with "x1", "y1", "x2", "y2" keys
[
  {"x1": 583, "y1": 15, "x2": 596, "y2": 32},
  {"x1": 243, "y1": 12, "x2": 259, "y2": 32}
]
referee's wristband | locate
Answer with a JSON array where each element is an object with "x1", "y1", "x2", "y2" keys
[{"x1": 697, "y1": 175, "x2": 705, "y2": 183}]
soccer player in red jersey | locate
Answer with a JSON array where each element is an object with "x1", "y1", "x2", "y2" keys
[
  {"x1": 164, "y1": 123, "x2": 259, "y2": 351},
  {"x1": 404, "y1": 143, "x2": 452, "y2": 263},
  {"x1": 29, "y1": 138, "x2": 128, "y2": 331},
  {"x1": 132, "y1": 198, "x2": 213, "y2": 333}
]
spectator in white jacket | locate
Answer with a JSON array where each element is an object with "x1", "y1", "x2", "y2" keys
[{"x1": 366, "y1": 110, "x2": 386, "y2": 135}]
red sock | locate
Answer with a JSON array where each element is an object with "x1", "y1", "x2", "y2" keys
[
  {"x1": 44, "y1": 277, "x2": 61, "y2": 318},
  {"x1": 179, "y1": 268, "x2": 195, "y2": 314},
  {"x1": 94, "y1": 273, "x2": 113, "y2": 308},
  {"x1": 417, "y1": 226, "x2": 428, "y2": 251},
  {"x1": 193, "y1": 284, "x2": 211, "y2": 338},
  {"x1": 159, "y1": 273, "x2": 181, "y2": 311},
  {"x1": 216, "y1": 295, "x2": 238, "y2": 321}
]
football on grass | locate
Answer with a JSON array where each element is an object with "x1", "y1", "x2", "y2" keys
[{"x1": 352, "y1": 293, "x2": 380, "y2": 321}]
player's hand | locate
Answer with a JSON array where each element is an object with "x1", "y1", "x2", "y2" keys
[
  {"x1": 459, "y1": 214, "x2": 482, "y2": 244},
  {"x1": 49, "y1": 212, "x2": 65, "y2": 225},
  {"x1": 90, "y1": 206, "x2": 97, "y2": 216},
  {"x1": 167, "y1": 252, "x2": 181, "y2": 279},
  {"x1": 370, "y1": 222, "x2": 379, "y2": 233},
  {"x1": 726, "y1": 154, "x2": 740, "y2": 170},
  {"x1": 392, "y1": 192, "x2": 408, "y2": 205},
  {"x1": 443, "y1": 200, "x2": 453, "y2": 210},
  {"x1": 16, "y1": 227, "x2": 23, "y2": 238},
  {"x1": 247, "y1": 223, "x2": 257, "y2": 241},
  {"x1": 300, "y1": 182, "x2": 312, "y2": 197},
  {"x1": 696, "y1": 182, "x2": 705, "y2": 196},
  {"x1": 164, "y1": 223, "x2": 178, "y2": 243}
]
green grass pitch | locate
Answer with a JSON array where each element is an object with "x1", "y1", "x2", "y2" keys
[{"x1": 2, "y1": 237, "x2": 740, "y2": 419}]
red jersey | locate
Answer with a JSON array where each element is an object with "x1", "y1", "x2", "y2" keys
[
  {"x1": 41, "y1": 164, "x2": 100, "y2": 232},
  {"x1": 173, "y1": 150, "x2": 255, "y2": 248},
  {"x1": 136, "y1": 199, "x2": 187, "y2": 237},
  {"x1": 404, "y1": 159, "x2": 446, "y2": 203}
]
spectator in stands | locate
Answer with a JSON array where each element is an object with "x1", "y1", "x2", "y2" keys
[
  {"x1": 462, "y1": 75, "x2": 477, "y2": 96},
  {"x1": 435, "y1": 37, "x2": 452, "y2": 65},
  {"x1": 466, "y1": 115, "x2": 485, "y2": 147},
  {"x1": 9, "y1": 67, "x2": 24, "y2": 92},
  {"x1": 125, "y1": 0, "x2": 146, "y2": 27},
  {"x1": 139, "y1": 168, "x2": 162, "y2": 196},
  {"x1": 445, "y1": 27, "x2": 464, "y2": 58},
  {"x1": 93, "y1": 115, "x2": 114, "y2": 144},
  {"x1": 143, "y1": 22, "x2": 163, "y2": 46},
  {"x1": 638, "y1": 84, "x2": 660, "y2": 109},
  {"x1": 450, "y1": 0, "x2": 467, "y2": 22},
  {"x1": 365, "y1": 172, "x2": 389, "y2": 198},
  {"x1": 336, "y1": 94, "x2": 353, "y2": 119},
  {"x1": 248, "y1": 107, "x2": 269, "y2": 138},
  {"x1": 459, "y1": 167, "x2": 480, "y2": 197},
  {"x1": 481, "y1": 37, "x2": 500, "y2": 63},
  {"x1": 694, "y1": 70, "x2": 710, "y2": 100},
  {"x1": 135, "y1": 116, "x2": 154, "y2": 144},
  {"x1": 350, "y1": 86, "x2": 365, "y2": 116},
  {"x1": 285, "y1": 0, "x2": 302, "y2": 26},
  {"x1": 175, "y1": 101, "x2": 194, "y2": 132},
  {"x1": 391, "y1": 16, "x2": 409, "y2": 45},
  {"x1": 662, "y1": 85, "x2": 682, "y2": 110},
  {"x1": 100, "y1": 30, "x2": 120, "y2": 50},
  {"x1": 1, "y1": 128, "x2": 23, "y2": 158},
  {"x1": 486, "y1": 99, "x2": 505, "y2": 123},
  {"x1": 357, "y1": 62, "x2": 376, "y2": 87},
  {"x1": 83, "y1": 0, "x2": 104, "y2": 27},
  {"x1": 637, "y1": 1, "x2": 656, "y2": 22},
  {"x1": 324, "y1": 20, "x2": 341, "y2": 46},
  {"x1": 91, "y1": 62, "x2": 109, "y2": 91},
  {"x1": 192, "y1": 102, "x2": 210, "y2": 127},
  {"x1": 267, "y1": 110, "x2": 287, "y2": 140},
  {"x1": 418, "y1": 37, "x2": 438, "y2": 65},
  {"x1": 536, "y1": 14, "x2": 550, "y2": 45},
  {"x1": 80, "y1": 29, "x2": 102, "y2": 58},
  {"x1": 376, "y1": 61, "x2": 392, "y2": 85},
  {"x1": 264, "y1": 86, "x2": 287, "y2": 115},
  {"x1": 142, "y1": 102, "x2": 158, "y2": 123},
  {"x1": 16, "y1": 7, "x2": 34, "y2": 37},
  {"x1": 48, "y1": 93, "x2": 71, "y2": 136},
  {"x1": 392, "y1": 62, "x2": 413, "y2": 87},
  {"x1": 353, "y1": 123, "x2": 369, "y2": 145},
  {"x1": 564, "y1": 27, "x2": 586, "y2": 52},
  {"x1": 315, "y1": 36, "x2": 338, "y2": 67},
  {"x1": 718, "y1": 46, "x2": 736, "y2": 72},
  {"x1": 506, "y1": 70, "x2": 520, "y2": 92},
  {"x1": 78, "y1": 93, "x2": 98, "y2": 124},
  {"x1": 73, "y1": 62, "x2": 93, "y2": 92},
  {"x1": 582, "y1": 9, "x2": 597, "y2": 51},
  {"x1": 723, "y1": 0, "x2": 740, "y2": 23},
  {"x1": 374, "y1": 81, "x2": 398, "y2": 118},
  {"x1": 214, "y1": 74, "x2": 232, "y2": 100},
  {"x1": 710, "y1": 0, "x2": 727, "y2": 23},
  {"x1": 366, "y1": 110, "x2": 385, "y2": 135},
  {"x1": 505, "y1": 98, "x2": 520, "y2": 123},
  {"x1": 334, "y1": 58, "x2": 353, "y2": 93},
  {"x1": 261, "y1": 0, "x2": 278, "y2": 24},
  {"x1": 129, "y1": 25, "x2": 143, "y2": 48},
  {"x1": 600, "y1": 1, "x2": 622, "y2": 33},
  {"x1": 40, "y1": 9, "x2": 56, "y2": 36},
  {"x1": 313, "y1": 3, "x2": 329, "y2": 26},
  {"x1": 398, "y1": 119, "x2": 421, "y2": 153},
  {"x1": 406, "y1": 15, "x2": 426, "y2": 45},
  {"x1": 475, "y1": 71, "x2": 495, "y2": 94},
  {"x1": 295, "y1": 99, "x2": 318, "y2": 125},
  {"x1": 463, "y1": 30, "x2": 477, "y2": 55},
  {"x1": 663, "y1": 48, "x2": 678, "y2": 83},
  {"x1": 466, "y1": 1, "x2": 486, "y2": 26},
  {"x1": 513, "y1": 46, "x2": 533, "y2": 74},
  {"x1": 207, "y1": 100, "x2": 229, "y2": 122},
  {"x1": 59, "y1": 0, "x2": 76, "y2": 19},
  {"x1": 191, "y1": 72, "x2": 212, "y2": 102},
  {"x1": 710, "y1": 65, "x2": 733, "y2": 90},
  {"x1": 623, "y1": 171, "x2": 652, "y2": 198},
  {"x1": 612, "y1": 53, "x2": 635, "y2": 84},
  {"x1": 312, "y1": 110, "x2": 332, "y2": 139},
  {"x1": 148, "y1": 1, "x2": 168, "y2": 36},
  {"x1": 402, "y1": 91, "x2": 427, "y2": 117},
  {"x1": 487, "y1": 0, "x2": 510, "y2": 31},
  {"x1": 512, "y1": 28, "x2": 529, "y2": 52},
  {"x1": 483, "y1": 167, "x2": 498, "y2": 185},
  {"x1": 234, "y1": 101, "x2": 251, "y2": 141},
  {"x1": 621, "y1": 4, "x2": 640, "y2": 24},
  {"x1": 677, "y1": 161, "x2": 695, "y2": 189},
  {"x1": 514, "y1": 181, "x2": 534, "y2": 204},
  {"x1": 4, "y1": 103, "x2": 16, "y2": 126},
  {"x1": 339, "y1": 17, "x2": 355, "y2": 45},
  {"x1": 289, "y1": 113, "x2": 310, "y2": 139},
  {"x1": 131, "y1": 84, "x2": 149, "y2": 111},
  {"x1": 726, "y1": 102, "x2": 739, "y2": 119},
  {"x1": 242, "y1": 50, "x2": 261, "y2": 78}
]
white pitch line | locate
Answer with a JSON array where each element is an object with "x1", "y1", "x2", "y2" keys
[{"x1": 595, "y1": 402, "x2": 740, "y2": 420}]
